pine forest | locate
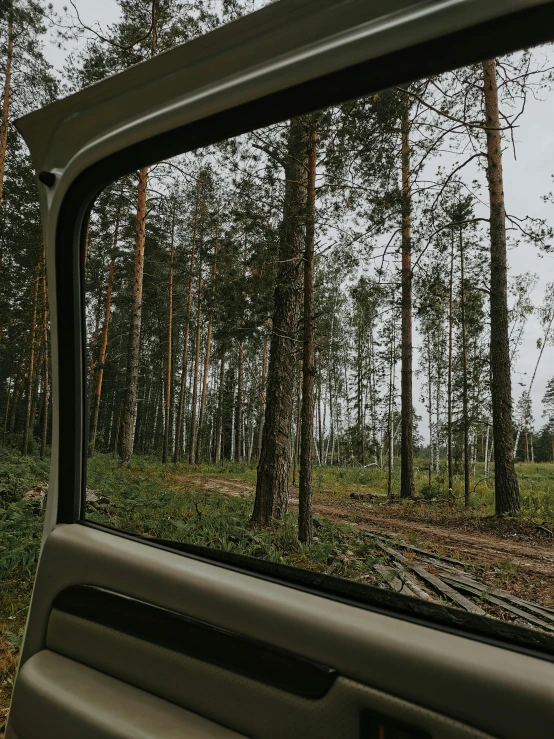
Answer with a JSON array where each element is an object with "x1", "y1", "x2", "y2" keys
[{"x1": 3, "y1": 5, "x2": 554, "y2": 708}]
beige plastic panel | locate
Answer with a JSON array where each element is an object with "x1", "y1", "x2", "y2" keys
[
  {"x1": 9, "y1": 650, "x2": 247, "y2": 739},
  {"x1": 46, "y1": 609, "x2": 494, "y2": 739},
  {"x1": 14, "y1": 525, "x2": 554, "y2": 739}
]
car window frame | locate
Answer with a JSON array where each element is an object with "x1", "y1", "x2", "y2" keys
[{"x1": 52, "y1": 0, "x2": 554, "y2": 660}]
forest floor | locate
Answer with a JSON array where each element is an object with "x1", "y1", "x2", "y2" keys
[
  {"x1": 2, "y1": 453, "x2": 554, "y2": 734},
  {"x1": 175, "y1": 472, "x2": 554, "y2": 607}
]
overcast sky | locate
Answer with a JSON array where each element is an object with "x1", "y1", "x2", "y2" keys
[{"x1": 43, "y1": 1, "x2": 554, "y2": 444}]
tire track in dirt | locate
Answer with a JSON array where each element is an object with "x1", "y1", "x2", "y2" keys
[
  {"x1": 313, "y1": 501, "x2": 554, "y2": 578},
  {"x1": 180, "y1": 475, "x2": 554, "y2": 583}
]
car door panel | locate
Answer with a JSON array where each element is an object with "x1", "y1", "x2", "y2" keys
[
  {"x1": 8, "y1": 523, "x2": 553, "y2": 739},
  {"x1": 8, "y1": 651, "x2": 248, "y2": 739}
]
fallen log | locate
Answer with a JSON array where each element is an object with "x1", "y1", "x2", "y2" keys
[
  {"x1": 375, "y1": 541, "x2": 486, "y2": 615},
  {"x1": 391, "y1": 562, "x2": 433, "y2": 600},
  {"x1": 436, "y1": 570, "x2": 554, "y2": 626},
  {"x1": 373, "y1": 535, "x2": 465, "y2": 566},
  {"x1": 373, "y1": 564, "x2": 418, "y2": 597},
  {"x1": 438, "y1": 576, "x2": 554, "y2": 632}
]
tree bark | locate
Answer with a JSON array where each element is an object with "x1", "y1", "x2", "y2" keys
[
  {"x1": 447, "y1": 232, "x2": 454, "y2": 497},
  {"x1": 292, "y1": 361, "x2": 302, "y2": 485},
  {"x1": 257, "y1": 338, "x2": 268, "y2": 460},
  {"x1": 22, "y1": 254, "x2": 40, "y2": 455},
  {"x1": 234, "y1": 341, "x2": 243, "y2": 463},
  {"x1": 118, "y1": 1, "x2": 157, "y2": 463},
  {"x1": 0, "y1": 16, "x2": 13, "y2": 209},
  {"x1": 460, "y1": 227, "x2": 470, "y2": 506},
  {"x1": 89, "y1": 206, "x2": 120, "y2": 457},
  {"x1": 162, "y1": 215, "x2": 175, "y2": 463},
  {"x1": 317, "y1": 352, "x2": 324, "y2": 466},
  {"x1": 119, "y1": 166, "x2": 148, "y2": 462},
  {"x1": 252, "y1": 117, "x2": 306, "y2": 525},
  {"x1": 40, "y1": 251, "x2": 49, "y2": 459},
  {"x1": 197, "y1": 242, "x2": 217, "y2": 462},
  {"x1": 427, "y1": 340, "x2": 432, "y2": 489},
  {"x1": 483, "y1": 58, "x2": 520, "y2": 515},
  {"x1": 189, "y1": 265, "x2": 202, "y2": 464},
  {"x1": 174, "y1": 190, "x2": 200, "y2": 462},
  {"x1": 299, "y1": 122, "x2": 317, "y2": 544},
  {"x1": 215, "y1": 352, "x2": 225, "y2": 463},
  {"x1": 387, "y1": 305, "x2": 395, "y2": 499},
  {"x1": 400, "y1": 92, "x2": 415, "y2": 499}
]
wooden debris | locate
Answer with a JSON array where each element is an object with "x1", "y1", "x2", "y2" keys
[
  {"x1": 438, "y1": 576, "x2": 554, "y2": 632},
  {"x1": 367, "y1": 534, "x2": 554, "y2": 632},
  {"x1": 436, "y1": 570, "x2": 554, "y2": 626},
  {"x1": 391, "y1": 562, "x2": 432, "y2": 600},
  {"x1": 372, "y1": 535, "x2": 465, "y2": 567},
  {"x1": 409, "y1": 564, "x2": 486, "y2": 615},
  {"x1": 375, "y1": 541, "x2": 486, "y2": 615},
  {"x1": 373, "y1": 564, "x2": 417, "y2": 597}
]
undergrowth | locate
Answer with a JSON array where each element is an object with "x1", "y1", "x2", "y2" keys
[
  {"x1": 0, "y1": 449, "x2": 49, "y2": 732},
  {"x1": 87, "y1": 456, "x2": 384, "y2": 578},
  {"x1": 2, "y1": 449, "x2": 554, "y2": 733}
]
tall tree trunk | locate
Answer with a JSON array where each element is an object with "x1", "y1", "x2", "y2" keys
[
  {"x1": 234, "y1": 341, "x2": 244, "y2": 463},
  {"x1": 119, "y1": 1, "x2": 157, "y2": 462},
  {"x1": 9, "y1": 358, "x2": 23, "y2": 434},
  {"x1": 356, "y1": 329, "x2": 364, "y2": 464},
  {"x1": 387, "y1": 313, "x2": 395, "y2": 499},
  {"x1": 292, "y1": 361, "x2": 301, "y2": 485},
  {"x1": 299, "y1": 122, "x2": 317, "y2": 544},
  {"x1": 174, "y1": 191, "x2": 199, "y2": 462},
  {"x1": 460, "y1": 228, "x2": 470, "y2": 507},
  {"x1": 484, "y1": 423, "x2": 491, "y2": 478},
  {"x1": 257, "y1": 338, "x2": 268, "y2": 460},
  {"x1": 40, "y1": 252, "x2": 49, "y2": 459},
  {"x1": 189, "y1": 266, "x2": 202, "y2": 464},
  {"x1": 252, "y1": 117, "x2": 306, "y2": 525},
  {"x1": 197, "y1": 243, "x2": 217, "y2": 462},
  {"x1": 89, "y1": 206, "x2": 120, "y2": 457},
  {"x1": 427, "y1": 341, "x2": 433, "y2": 489},
  {"x1": 0, "y1": 16, "x2": 13, "y2": 209},
  {"x1": 88, "y1": 295, "x2": 102, "y2": 393},
  {"x1": 400, "y1": 92, "x2": 415, "y2": 499},
  {"x1": 435, "y1": 333, "x2": 441, "y2": 474},
  {"x1": 234, "y1": 236, "x2": 248, "y2": 464},
  {"x1": 483, "y1": 58, "x2": 520, "y2": 515},
  {"x1": 317, "y1": 351, "x2": 324, "y2": 466},
  {"x1": 22, "y1": 255, "x2": 40, "y2": 455},
  {"x1": 215, "y1": 352, "x2": 225, "y2": 464},
  {"x1": 119, "y1": 166, "x2": 148, "y2": 462},
  {"x1": 162, "y1": 217, "x2": 175, "y2": 463},
  {"x1": 447, "y1": 232, "x2": 454, "y2": 497}
]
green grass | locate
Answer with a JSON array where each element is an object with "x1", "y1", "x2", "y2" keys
[
  {"x1": 304, "y1": 460, "x2": 554, "y2": 522},
  {"x1": 86, "y1": 455, "x2": 384, "y2": 577},
  {"x1": 0, "y1": 449, "x2": 49, "y2": 730},
  {"x1": 2, "y1": 449, "x2": 554, "y2": 732},
  {"x1": 87, "y1": 453, "x2": 554, "y2": 522}
]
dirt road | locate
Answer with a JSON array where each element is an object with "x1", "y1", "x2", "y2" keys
[{"x1": 181, "y1": 475, "x2": 554, "y2": 604}]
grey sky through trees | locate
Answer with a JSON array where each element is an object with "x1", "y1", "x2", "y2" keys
[{"x1": 43, "y1": 0, "x2": 554, "y2": 444}]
